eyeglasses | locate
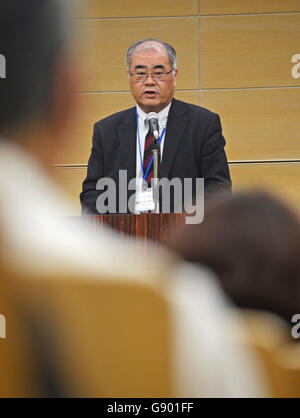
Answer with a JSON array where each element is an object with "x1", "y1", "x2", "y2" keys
[{"x1": 129, "y1": 69, "x2": 173, "y2": 82}]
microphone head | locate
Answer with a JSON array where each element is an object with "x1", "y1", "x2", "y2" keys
[
  {"x1": 146, "y1": 112, "x2": 158, "y2": 121},
  {"x1": 146, "y1": 112, "x2": 159, "y2": 140}
]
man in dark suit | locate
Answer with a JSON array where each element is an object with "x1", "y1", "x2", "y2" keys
[{"x1": 80, "y1": 38, "x2": 231, "y2": 215}]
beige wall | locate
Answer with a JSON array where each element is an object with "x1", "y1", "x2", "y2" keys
[{"x1": 52, "y1": 1, "x2": 300, "y2": 215}]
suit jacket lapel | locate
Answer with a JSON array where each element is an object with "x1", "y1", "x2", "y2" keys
[
  {"x1": 160, "y1": 99, "x2": 188, "y2": 178},
  {"x1": 116, "y1": 100, "x2": 188, "y2": 181},
  {"x1": 117, "y1": 107, "x2": 137, "y2": 181}
]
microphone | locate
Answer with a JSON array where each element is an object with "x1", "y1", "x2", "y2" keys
[{"x1": 147, "y1": 112, "x2": 160, "y2": 141}]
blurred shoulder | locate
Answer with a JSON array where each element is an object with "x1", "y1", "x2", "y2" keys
[
  {"x1": 94, "y1": 106, "x2": 136, "y2": 129},
  {"x1": 172, "y1": 98, "x2": 219, "y2": 121}
]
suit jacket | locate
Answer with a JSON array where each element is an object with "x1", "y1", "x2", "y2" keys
[{"x1": 80, "y1": 98, "x2": 232, "y2": 214}]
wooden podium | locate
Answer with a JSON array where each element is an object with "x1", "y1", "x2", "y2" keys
[{"x1": 89, "y1": 213, "x2": 186, "y2": 247}]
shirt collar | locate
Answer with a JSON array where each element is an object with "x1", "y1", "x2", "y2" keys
[{"x1": 136, "y1": 102, "x2": 172, "y2": 129}]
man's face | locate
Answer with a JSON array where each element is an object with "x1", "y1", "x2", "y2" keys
[{"x1": 128, "y1": 45, "x2": 178, "y2": 113}]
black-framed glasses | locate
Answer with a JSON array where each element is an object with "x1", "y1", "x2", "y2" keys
[{"x1": 129, "y1": 69, "x2": 173, "y2": 82}]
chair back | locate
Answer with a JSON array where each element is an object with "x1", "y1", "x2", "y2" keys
[
  {"x1": 16, "y1": 274, "x2": 173, "y2": 397},
  {"x1": 240, "y1": 310, "x2": 300, "y2": 398}
]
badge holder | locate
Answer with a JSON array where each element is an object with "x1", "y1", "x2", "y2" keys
[{"x1": 152, "y1": 138, "x2": 160, "y2": 214}]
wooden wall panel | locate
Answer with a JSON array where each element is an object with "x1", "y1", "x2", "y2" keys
[
  {"x1": 200, "y1": 14, "x2": 300, "y2": 88},
  {"x1": 174, "y1": 90, "x2": 200, "y2": 105},
  {"x1": 74, "y1": 17, "x2": 199, "y2": 92},
  {"x1": 59, "y1": 92, "x2": 135, "y2": 166},
  {"x1": 51, "y1": 167, "x2": 86, "y2": 215},
  {"x1": 230, "y1": 162, "x2": 300, "y2": 214},
  {"x1": 199, "y1": 0, "x2": 300, "y2": 15},
  {"x1": 201, "y1": 88, "x2": 300, "y2": 161},
  {"x1": 73, "y1": 0, "x2": 198, "y2": 18},
  {"x1": 54, "y1": 91, "x2": 199, "y2": 165}
]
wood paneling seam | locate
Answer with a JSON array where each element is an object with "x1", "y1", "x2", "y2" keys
[
  {"x1": 198, "y1": 11, "x2": 300, "y2": 18},
  {"x1": 71, "y1": 15, "x2": 198, "y2": 22},
  {"x1": 200, "y1": 86, "x2": 300, "y2": 92}
]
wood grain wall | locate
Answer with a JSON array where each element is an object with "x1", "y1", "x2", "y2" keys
[{"x1": 52, "y1": 1, "x2": 300, "y2": 215}]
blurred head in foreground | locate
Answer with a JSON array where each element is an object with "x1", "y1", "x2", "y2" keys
[
  {"x1": 0, "y1": 0, "x2": 157, "y2": 279},
  {"x1": 170, "y1": 191, "x2": 300, "y2": 323},
  {"x1": 0, "y1": 0, "x2": 75, "y2": 165}
]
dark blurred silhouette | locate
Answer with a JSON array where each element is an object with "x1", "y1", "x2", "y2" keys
[{"x1": 170, "y1": 191, "x2": 300, "y2": 323}]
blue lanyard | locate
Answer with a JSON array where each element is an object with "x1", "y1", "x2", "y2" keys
[{"x1": 136, "y1": 109, "x2": 166, "y2": 180}]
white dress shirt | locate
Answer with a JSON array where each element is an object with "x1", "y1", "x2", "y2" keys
[{"x1": 135, "y1": 102, "x2": 171, "y2": 193}]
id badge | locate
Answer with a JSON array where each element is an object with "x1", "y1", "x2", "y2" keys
[{"x1": 135, "y1": 188, "x2": 155, "y2": 212}]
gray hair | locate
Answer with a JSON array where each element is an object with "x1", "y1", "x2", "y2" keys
[
  {"x1": 0, "y1": 0, "x2": 67, "y2": 133},
  {"x1": 126, "y1": 39, "x2": 177, "y2": 71}
]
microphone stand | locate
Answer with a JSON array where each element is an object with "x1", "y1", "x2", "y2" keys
[{"x1": 152, "y1": 137, "x2": 160, "y2": 214}]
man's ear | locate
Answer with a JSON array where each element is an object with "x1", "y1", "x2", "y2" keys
[{"x1": 173, "y1": 68, "x2": 178, "y2": 88}]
